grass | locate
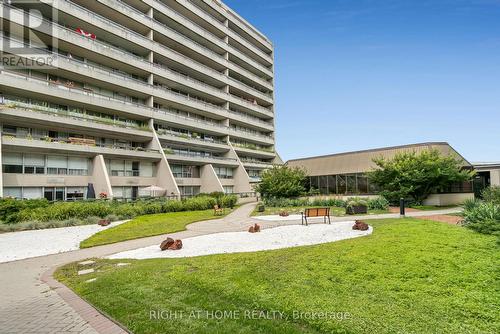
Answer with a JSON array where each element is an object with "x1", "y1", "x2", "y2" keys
[
  {"x1": 57, "y1": 218, "x2": 500, "y2": 334},
  {"x1": 80, "y1": 209, "x2": 232, "y2": 248},
  {"x1": 410, "y1": 205, "x2": 458, "y2": 211},
  {"x1": 252, "y1": 205, "x2": 388, "y2": 216}
]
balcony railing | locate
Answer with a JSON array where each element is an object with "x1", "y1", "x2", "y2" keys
[
  {"x1": 164, "y1": 150, "x2": 237, "y2": 161},
  {"x1": 0, "y1": 98, "x2": 151, "y2": 132},
  {"x1": 232, "y1": 143, "x2": 274, "y2": 153},
  {"x1": 57, "y1": 0, "x2": 272, "y2": 89},
  {"x1": 4, "y1": 1, "x2": 273, "y2": 100},
  {"x1": 2, "y1": 133, "x2": 158, "y2": 153},
  {"x1": 240, "y1": 159, "x2": 275, "y2": 166},
  {"x1": 156, "y1": 130, "x2": 227, "y2": 145},
  {"x1": 3, "y1": 34, "x2": 272, "y2": 122},
  {"x1": 229, "y1": 127, "x2": 274, "y2": 140},
  {"x1": 228, "y1": 109, "x2": 273, "y2": 126}
]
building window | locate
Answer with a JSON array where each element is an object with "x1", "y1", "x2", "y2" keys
[
  {"x1": 109, "y1": 160, "x2": 140, "y2": 177},
  {"x1": 223, "y1": 186, "x2": 234, "y2": 194},
  {"x1": 47, "y1": 156, "x2": 68, "y2": 175},
  {"x1": 24, "y1": 154, "x2": 45, "y2": 174},
  {"x1": 66, "y1": 187, "x2": 86, "y2": 201},
  {"x1": 4, "y1": 187, "x2": 22, "y2": 198},
  {"x1": 171, "y1": 165, "x2": 199, "y2": 178},
  {"x1": 2, "y1": 153, "x2": 23, "y2": 173},
  {"x1": 44, "y1": 187, "x2": 65, "y2": 201},
  {"x1": 214, "y1": 167, "x2": 233, "y2": 179},
  {"x1": 179, "y1": 186, "x2": 200, "y2": 197}
]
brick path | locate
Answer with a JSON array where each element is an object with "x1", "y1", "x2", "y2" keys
[
  {"x1": 0, "y1": 203, "x2": 257, "y2": 334},
  {"x1": 0, "y1": 203, "x2": 462, "y2": 333}
]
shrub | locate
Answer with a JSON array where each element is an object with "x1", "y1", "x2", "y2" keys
[
  {"x1": 182, "y1": 196, "x2": 217, "y2": 211},
  {"x1": 462, "y1": 199, "x2": 500, "y2": 236},
  {"x1": 367, "y1": 197, "x2": 390, "y2": 210},
  {"x1": 346, "y1": 197, "x2": 368, "y2": 208},
  {"x1": 368, "y1": 149, "x2": 475, "y2": 204},
  {"x1": 220, "y1": 195, "x2": 238, "y2": 208},
  {"x1": 255, "y1": 166, "x2": 307, "y2": 199},
  {"x1": 0, "y1": 198, "x2": 49, "y2": 224},
  {"x1": 2, "y1": 195, "x2": 236, "y2": 228},
  {"x1": 263, "y1": 197, "x2": 347, "y2": 208},
  {"x1": 482, "y1": 186, "x2": 500, "y2": 205}
]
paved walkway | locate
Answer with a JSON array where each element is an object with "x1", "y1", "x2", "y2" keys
[{"x1": 0, "y1": 203, "x2": 462, "y2": 334}]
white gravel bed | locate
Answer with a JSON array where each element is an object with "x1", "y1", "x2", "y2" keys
[
  {"x1": 254, "y1": 214, "x2": 305, "y2": 221},
  {"x1": 107, "y1": 221, "x2": 372, "y2": 260},
  {"x1": 0, "y1": 220, "x2": 127, "y2": 263}
]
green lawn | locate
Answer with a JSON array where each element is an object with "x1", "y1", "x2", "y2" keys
[
  {"x1": 252, "y1": 205, "x2": 388, "y2": 216},
  {"x1": 58, "y1": 218, "x2": 499, "y2": 334},
  {"x1": 410, "y1": 205, "x2": 459, "y2": 211},
  {"x1": 80, "y1": 209, "x2": 231, "y2": 248}
]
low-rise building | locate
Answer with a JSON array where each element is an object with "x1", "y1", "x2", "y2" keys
[{"x1": 287, "y1": 142, "x2": 476, "y2": 205}]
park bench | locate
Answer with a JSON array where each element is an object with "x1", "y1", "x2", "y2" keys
[
  {"x1": 214, "y1": 205, "x2": 224, "y2": 216},
  {"x1": 301, "y1": 208, "x2": 331, "y2": 226}
]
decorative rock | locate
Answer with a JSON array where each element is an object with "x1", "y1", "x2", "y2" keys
[
  {"x1": 279, "y1": 211, "x2": 289, "y2": 217},
  {"x1": 78, "y1": 268, "x2": 95, "y2": 276},
  {"x1": 78, "y1": 260, "x2": 95, "y2": 266},
  {"x1": 167, "y1": 239, "x2": 183, "y2": 250},
  {"x1": 116, "y1": 263, "x2": 130, "y2": 267},
  {"x1": 248, "y1": 223, "x2": 261, "y2": 233},
  {"x1": 160, "y1": 237, "x2": 175, "y2": 251},
  {"x1": 98, "y1": 219, "x2": 111, "y2": 226},
  {"x1": 352, "y1": 220, "x2": 369, "y2": 231}
]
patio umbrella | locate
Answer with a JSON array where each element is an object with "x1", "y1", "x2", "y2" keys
[{"x1": 142, "y1": 185, "x2": 166, "y2": 197}]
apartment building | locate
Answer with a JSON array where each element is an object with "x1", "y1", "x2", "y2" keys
[{"x1": 0, "y1": 0, "x2": 282, "y2": 200}]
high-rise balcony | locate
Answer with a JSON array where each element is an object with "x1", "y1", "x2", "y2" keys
[
  {"x1": 164, "y1": 150, "x2": 239, "y2": 167},
  {"x1": 2, "y1": 134, "x2": 160, "y2": 159},
  {"x1": 0, "y1": 99, "x2": 153, "y2": 140},
  {"x1": 52, "y1": 0, "x2": 273, "y2": 90},
  {"x1": 0, "y1": 70, "x2": 155, "y2": 120}
]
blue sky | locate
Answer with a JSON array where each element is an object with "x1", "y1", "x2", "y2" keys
[{"x1": 224, "y1": 0, "x2": 500, "y2": 162}]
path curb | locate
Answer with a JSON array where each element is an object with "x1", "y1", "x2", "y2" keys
[{"x1": 41, "y1": 266, "x2": 130, "y2": 334}]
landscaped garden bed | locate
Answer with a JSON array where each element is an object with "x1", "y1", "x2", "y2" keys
[
  {"x1": 0, "y1": 194, "x2": 237, "y2": 232},
  {"x1": 56, "y1": 218, "x2": 499, "y2": 334},
  {"x1": 79, "y1": 209, "x2": 233, "y2": 248}
]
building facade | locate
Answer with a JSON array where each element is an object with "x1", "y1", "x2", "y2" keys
[
  {"x1": 0, "y1": 0, "x2": 281, "y2": 200},
  {"x1": 287, "y1": 142, "x2": 475, "y2": 205},
  {"x1": 472, "y1": 162, "x2": 500, "y2": 196}
]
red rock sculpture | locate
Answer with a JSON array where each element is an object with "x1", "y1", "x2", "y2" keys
[
  {"x1": 168, "y1": 239, "x2": 183, "y2": 250},
  {"x1": 98, "y1": 219, "x2": 111, "y2": 226},
  {"x1": 352, "y1": 220, "x2": 369, "y2": 231},
  {"x1": 160, "y1": 237, "x2": 175, "y2": 251}
]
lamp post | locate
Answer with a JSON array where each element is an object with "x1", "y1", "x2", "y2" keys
[{"x1": 400, "y1": 198, "x2": 406, "y2": 217}]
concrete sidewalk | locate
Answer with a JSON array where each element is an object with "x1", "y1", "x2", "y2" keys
[{"x1": 0, "y1": 204, "x2": 462, "y2": 333}]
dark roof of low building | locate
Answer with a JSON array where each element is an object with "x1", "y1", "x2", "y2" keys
[{"x1": 286, "y1": 142, "x2": 471, "y2": 176}]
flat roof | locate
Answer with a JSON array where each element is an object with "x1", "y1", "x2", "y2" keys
[
  {"x1": 287, "y1": 142, "x2": 471, "y2": 176},
  {"x1": 472, "y1": 162, "x2": 500, "y2": 169}
]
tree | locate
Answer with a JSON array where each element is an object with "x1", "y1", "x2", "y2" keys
[
  {"x1": 255, "y1": 165, "x2": 307, "y2": 199},
  {"x1": 367, "y1": 149, "x2": 475, "y2": 204}
]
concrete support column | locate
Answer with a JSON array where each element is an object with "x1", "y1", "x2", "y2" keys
[
  {"x1": 91, "y1": 155, "x2": 113, "y2": 199},
  {"x1": 0, "y1": 135, "x2": 3, "y2": 197},
  {"x1": 149, "y1": 119, "x2": 180, "y2": 197},
  {"x1": 200, "y1": 164, "x2": 224, "y2": 193},
  {"x1": 226, "y1": 142, "x2": 252, "y2": 193},
  {"x1": 490, "y1": 170, "x2": 500, "y2": 186}
]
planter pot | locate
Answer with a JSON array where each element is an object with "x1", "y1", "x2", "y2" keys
[{"x1": 346, "y1": 205, "x2": 368, "y2": 215}]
